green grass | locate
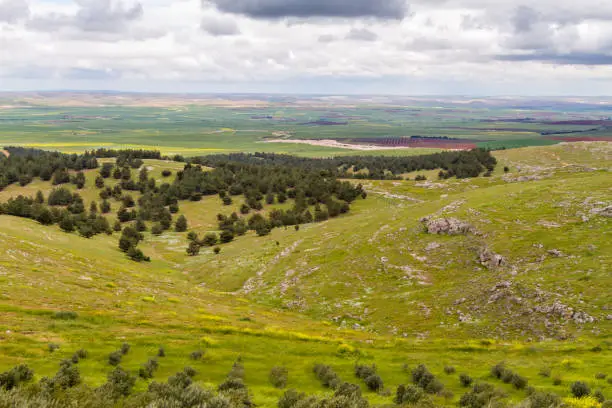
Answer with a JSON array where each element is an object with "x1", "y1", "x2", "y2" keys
[{"x1": 0, "y1": 142, "x2": 610, "y2": 406}]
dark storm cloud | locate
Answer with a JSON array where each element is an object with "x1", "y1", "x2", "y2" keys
[
  {"x1": 29, "y1": 0, "x2": 143, "y2": 33},
  {"x1": 0, "y1": 0, "x2": 29, "y2": 23},
  {"x1": 204, "y1": 0, "x2": 409, "y2": 20},
  {"x1": 496, "y1": 52, "x2": 612, "y2": 65},
  {"x1": 201, "y1": 15, "x2": 241, "y2": 36}
]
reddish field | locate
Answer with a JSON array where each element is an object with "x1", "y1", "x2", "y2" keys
[{"x1": 346, "y1": 137, "x2": 478, "y2": 150}]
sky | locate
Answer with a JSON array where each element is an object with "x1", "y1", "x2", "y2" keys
[{"x1": 1, "y1": 0, "x2": 612, "y2": 95}]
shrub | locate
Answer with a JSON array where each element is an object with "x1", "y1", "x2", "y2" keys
[
  {"x1": 179, "y1": 366, "x2": 195, "y2": 379},
  {"x1": 491, "y1": 362, "x2": 506, "y2": 379},
  {"x1": 527, "y1": 391, "x2": 562, "y2": 408},
  {"x1": 602, "y1": 401, "x2": 612, "y2": 408},
  {"x1": 365, "y1": 374, "x2": 384, "y2": 392},
  {"x1": 48, "y1": 343, "x2": 60, "y2": 353},
  {"x1": 162, "y1": 170, "x2": 172, "y2": 177},
  {"x1": 202, "y1": 233, "x2": 218, "y2": 246},
  {"x1": 74, "y1": 349, "x2": 88, "y2": 359},
  {"x1": 314, "y1": 364, "x2": 341, "y2": 389},
  {"x1": 412, "y1": 364, "x2": 443, "y2": 394},
  {"x1": 355, "y1": 364, "x2": 376, "y2": 380},
  {"x1": 108, "y1": 351, "x2": 122, "y2": 366},
  {"x1": 395, "y1": 384, "x2": 425, "y2": 404},
  {"x1": 444, "y1": 366, "x2": 456, "y2": 375},
  {"x1": 539, "y1": 367, "x2": 552, "y2": 378},
  {"x1": 102, "y1": 366, "x2": 136, "y2": 399},
  {"x1": 175, "y1": 215, "x2": 188, "y2": 232},
  {"x1": 553, "y1": 376, "x2": 563, "y2": 386},
  {"x1": 269, "y1": 366, "x2": 289, "y2": 388},
  {"x1": 595, "y1": 373, "x2": 607, "y2": 380},
  {"x1": 138, "y1": 358, "x2": 159, "y2": 380},
  {"x1": 187, "y1": 241, "x2": 201, "y2": 256},
  {"x1": 214, "y1": 247, "x2": 221, "y2": 254},
  {"x1": 151, "y1": 223, "x2": 164, "y2": 235},
  {"x1": 158, "y1": 347, "x2": 165, "y2": 357},
  {"x1": 511, "y1": 373, "x2": 528, "y2": 390},
  {"x1": 0, "y1": 364, "x2": 34, "y2": 390},
  {"x1": 190, "y1": 350, "x2": 203, "y2": 360},
  {"x1": 54, "y1": 311, "x2": 78, "y2": 320},
  {"x1": 571, "y1": 381, "x2": 591, "y2": 398},
  {"x1": 594, "y1": 390, "x2": 605, "y2": 403},
  {"x1": 460, "y1": 374, "x2": 474, "y2": 387}
]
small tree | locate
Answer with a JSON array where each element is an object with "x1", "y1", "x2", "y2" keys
[
  {"x1": 35, "y1": 190, "x2": 45, "y2": 204},
  {"x1": 187, "y1": 241, "x2": 201, "y2": 256},
  {"x1": 175, "y1": 215, "x2": 188, "y2": 232},
  {"x1": 571, "y1": 381, "x2": 591, "y2": 398},
  {"x1": 269, "y1": 366, "x2": 288, "y2": 388},
  {"x1": 214, "y1": 247, "x2": 221, "y2": 255}
]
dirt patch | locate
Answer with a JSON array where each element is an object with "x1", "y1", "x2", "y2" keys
[{"x1": 262, "y1": 139, "x2": 419, "y2": 151}]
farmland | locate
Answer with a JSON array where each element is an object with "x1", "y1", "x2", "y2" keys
[{"x1": 1, "y1": 93, "x2": 612, "y2": 157}]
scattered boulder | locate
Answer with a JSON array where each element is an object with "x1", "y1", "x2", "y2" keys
[
  {"x1": 591, "y1": 205, "x2": 612, "y2": 218},
  {"x1": 421, "y1": 217, "x2": 473, "y2": 235},
  {"x1": 547, "y1": 249, "x2": 564, "y2": 257},
  {"x1": 478, "y1": 247, "x2": 506, "y2": 269},
  {"x1": 425, "y1": 242, "x2": 441, "y2": 251}
]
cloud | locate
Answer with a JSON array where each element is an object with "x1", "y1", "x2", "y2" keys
[
  {"x1": 496, "y1": 52, "x2": 612, "y2": 65},
  {"x1": 511, "y1": 6, "x2": 540, "y2": 33},
  {"x1": 318, "y1": 34, "x2": 337, "y2": 43},
  {"x1": 204, "y1": 0, "x2": 409, "y2": 20},
  {"x1": 201, "y1": 14, "x2": 240, "y2": 36},
  {"x1": 345, "y1": 27, "x2": 378, "y2": 41},
  {"x1": 29, "y1": 0, "x2": 143, "y2": 33},
  {"x1": 0, "y1": 0, "x2": 29, "y2": 23}
]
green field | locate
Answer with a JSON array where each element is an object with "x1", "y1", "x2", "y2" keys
[
  {"x1": 0, "y1": 140, "x2": 611, "y2": 406},
  {"x1": 1, "y1": 94, "x2": 611, "y2": 157}
]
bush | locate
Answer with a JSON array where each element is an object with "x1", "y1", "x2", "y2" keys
[
  {"x1": 190, "y1": 350, "x2": 203, "y2": 360},
  {"x1": 108, "y1": 351, "x2": 122, "y2": 366},
  {"x1": 491, "y1": 362, "x2": 506, "y2": 379},
  {"x1": 511, "y1": 373, "x2": 528, "y2": 390},
  {"x1": 365, "y1": 374, "x2": 384, "y2": 392},
  {"x1": 444, "y1": 366, "x2": 456, "y2": 375},
  {"x1": 54, "y1": 311, "x2": 78, "y2": 320},
  {"x1": 269, "y1": 366, "x2": 288, "y2": 388},
  {"x1": 138, "y1": 358, "x2": 159, "y2": 380},
  {"x1": 162, "y1": 170, "x2": 172, "y2": 177},
  {"x1": 595, "y1": 373, "x2": 607, "y2": 380},
  {"x1": 202, "y1": 233, "x2": 218, "y2": 246},
  {"x1": 602, "y1": 401, "x2": 612, "y2": 408},
  {"x1": 314, "y1": 364, "x2": 341, "y2": 390},
  {"x1": 214, "y1": 247, "x2": 221, "y2": 254},
  {"x1": 48, "y1": 343, "x2": 60, "y2": 353},
  {"x1": 187, "y1": 241, "x2": 201, "y2": 256},
  {"x1": 102, "y1": 366, "x2": 136, "y2": 399},
  {"x1": 526, "y1": 391, "x2": 562, "y2": 408},
  {"x1": 175, "y1": 215, "x2": 188, "y2": 232},
  {"x1": 460, "y1": 374, "x2": 474, "y2": 387},
  {"x1": 571, "y1": 381, "x2": 591, "y2": 398},
  {"x1": 539, "y1": 367, "x2": 552, "y2": 378},
  {"x1": 0, "y1": 364, "x2": 34, "y2": 390},
  {"x1": 151, "y1": 223, "x2": 164, "y2": 235},
  {"x1": 395, "y1": 384, "x2": 425, "y2": 404},
  {"x1": 75, "y1": 349, "x2": 88, "y2": 359},
  {"x1": 553, "y1": 376, "x2": 563, "y2": 386},
  {"x1": 158, "y1": 347, "x2": 165, "y2": 357},
  {"x1": 594, "y1": 390, "x2": 605, "y2": 403},
  {"x1": 120, "y1": 343, "x2": 130, "y2": 355}
]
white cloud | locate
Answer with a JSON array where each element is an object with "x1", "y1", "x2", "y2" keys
[{"x1": 1, "y1": 0, "x2": 612, "y2": 94}]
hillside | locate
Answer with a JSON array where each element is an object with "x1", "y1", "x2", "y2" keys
[{"x1": 0, "y1": 142, "x2": 610, "y2": 406}]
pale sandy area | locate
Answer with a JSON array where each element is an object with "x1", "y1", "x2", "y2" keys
[{"x1": 262, "y1": 139, "x2": 413, "y2": 151}]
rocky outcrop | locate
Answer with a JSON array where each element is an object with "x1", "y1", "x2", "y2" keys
[
  {"x1": 421, "y1": 217, "x2": 473, "y2": 235},
  {"x1": 478, "y1": 247, "x2": 506, "y2": 269}
]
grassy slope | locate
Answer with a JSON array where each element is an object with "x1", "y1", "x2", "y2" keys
[{"x1": 0, "y1": 142, "x2": 610, "y2": 406}]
